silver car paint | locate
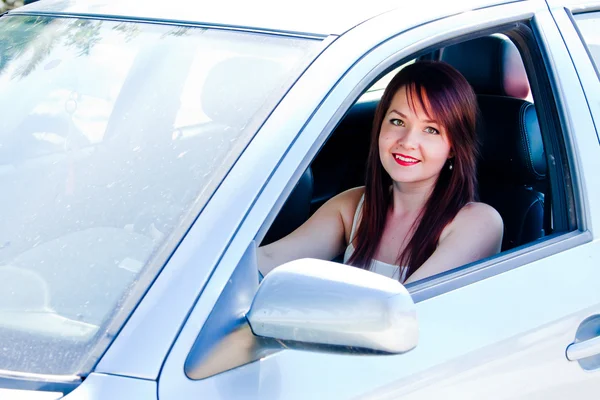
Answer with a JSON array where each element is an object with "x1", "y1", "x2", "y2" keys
[
  {"x1": 1, "y1": 389, "x2": 62, "y2": 400},
  {"x1": 61, "y1": 373, "x2": 156, "y2": 400}
]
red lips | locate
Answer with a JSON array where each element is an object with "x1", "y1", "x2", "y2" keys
[{"x1": 392, "y1": 153, "x2": 420, "y2": 166}]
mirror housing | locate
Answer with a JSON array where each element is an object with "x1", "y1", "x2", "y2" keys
[{"x1": 246, "y1": 259, "x2": 417, "y2": 353}]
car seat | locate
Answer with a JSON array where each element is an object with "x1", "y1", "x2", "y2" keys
[
  {"x1": 262, "y1": 167, "x2": 314, "y2": 245},
  {"x1": 441, "y1": 35, "x2": 547, "y2": 250}
]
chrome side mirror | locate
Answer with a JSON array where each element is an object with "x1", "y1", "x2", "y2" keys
[{"x1": 246, "y1": 259, "x2": 418, "y2": 353}]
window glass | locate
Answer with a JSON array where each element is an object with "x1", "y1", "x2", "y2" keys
[
  {"x1": 0, "y1": 15, "x2": 320, "y2": 376},
  {"x1": 574, "y1": 12, "x2": 600, "y2": 73}
]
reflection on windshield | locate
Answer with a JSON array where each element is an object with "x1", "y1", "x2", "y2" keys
[{"x1": 0, "y1": 15, "x2": 319, "y2": 376}]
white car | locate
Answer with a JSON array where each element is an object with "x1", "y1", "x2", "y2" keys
[{"x1": 1, "y1": 0, "x2": 600, "y2": 399}]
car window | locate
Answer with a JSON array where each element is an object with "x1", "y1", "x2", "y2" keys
[
  {"x1": 0, "y1": 15, "x2": 320, "y2": 376},
  {"x1": 259, "y1": 31, "x2": 572, "y2": 279},
  {"x1": 573, "y1": 11, "x2": 600, "y2": 74}
]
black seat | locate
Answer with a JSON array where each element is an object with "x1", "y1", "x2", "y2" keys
[
  {"x1": 476, "y1": 96, "x2": 546, "y2": 250},
  {"x1": 442, "y1": 35, "x2": 547, "y2": 250},
  {"x1": 310, "y1": 99, "x2": 374, "y2": 212},
  {"x1": 262, "y1": 167, "x2": 314, "y2": 245}
]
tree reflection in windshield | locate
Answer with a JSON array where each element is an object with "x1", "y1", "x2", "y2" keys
[{"x1": 0, "y1": 15, "x2": 194, "y2": 79}]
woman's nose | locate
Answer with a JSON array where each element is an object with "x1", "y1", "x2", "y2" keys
[{"x1": 398, "y1": 127, "x2": 419, "y2": 149}]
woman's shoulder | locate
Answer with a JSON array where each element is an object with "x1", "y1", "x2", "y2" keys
[
  {"x1": 440, "y1": 201, "x2": 503, "y2": 241},
  {"x1": 459, "y1": 201, "x2": 503, "y2": 222},
  {"x1": 330, "y1": 186, "x2": 364, "y2": 217},
  {"x1": 315, "y1": 187, "x2": 365, "y2": 220},
  {"x1": 325, "y1": 186, "x2": 366, "y2": 242},
  {"x1": 329, "y1": 186, "x2": 365, "y2": 208}
]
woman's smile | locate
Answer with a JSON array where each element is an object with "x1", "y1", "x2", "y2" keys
[{"x1": 393, "y1": 153, "x2": 421, "y2": 166}]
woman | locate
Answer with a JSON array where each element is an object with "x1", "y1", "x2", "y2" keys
[{"x1": 259, "y1": 61, "x2": 503, "y2": 284}]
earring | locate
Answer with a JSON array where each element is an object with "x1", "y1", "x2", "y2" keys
[{"x1": 448, "y1": 160, "x2": 453, "y2": 170}]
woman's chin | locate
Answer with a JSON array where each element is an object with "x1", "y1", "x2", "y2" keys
[{"x1": 389, "y1": 173, "x2": 441, "y2": 188}]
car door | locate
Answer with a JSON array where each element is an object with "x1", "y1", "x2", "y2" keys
[{"x1": 155, "y1": 1, "x2": 600, "y2": 400}]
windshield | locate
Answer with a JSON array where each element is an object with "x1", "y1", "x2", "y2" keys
[{"x1": 0, "y1": 14, "x2": 320, "y2": 377}]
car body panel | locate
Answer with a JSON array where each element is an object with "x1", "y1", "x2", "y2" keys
[
  {"x1": 159, "y1": 245, "x2": 600, "y2": 400},
  {"x1": 61, "y1": 373, "x2": 156, "y2": 400},
  {"x1": 15, "y1": 0, "x2": 523, "y2": 36}
]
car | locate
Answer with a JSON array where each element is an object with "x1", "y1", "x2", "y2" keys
[{"x1": 1, "y1": 0, "x2": 600, "y2": 398}]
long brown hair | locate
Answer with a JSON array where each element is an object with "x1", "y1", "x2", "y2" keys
[{"x1": 347, "y1": 61, "x2": 478, "y2": 280}]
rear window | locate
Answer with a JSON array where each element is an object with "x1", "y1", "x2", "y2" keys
[{"x1": 0, "y1": 14, "x2": 320, "y2": 376}]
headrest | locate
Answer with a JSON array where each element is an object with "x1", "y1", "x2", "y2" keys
[
  {"x1": 477, "y1": 95, "x2": 546, "y2": 184},
  {"x1": 201, "y1": 57, "x2": 287, "y2": 131},
  {"x1": 441, "y1": 35, "x2": 530, "y2": 99}
]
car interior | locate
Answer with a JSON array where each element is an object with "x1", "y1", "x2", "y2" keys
[{"x1": 260, "y1": 33, "x2": 551, "y2": 264}]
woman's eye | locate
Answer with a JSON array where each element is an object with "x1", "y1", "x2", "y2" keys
[
  {"x1": 390, "y1": 118, "x2": 404, "y2": 127},
  {"x1": 424, "y1": 126, "x2": 439, "y2": 135}
]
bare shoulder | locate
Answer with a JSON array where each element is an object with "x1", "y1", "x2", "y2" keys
[
  {"x1": 443, "y1": 202, "x2": 503, "y2": 240},
  {"x1": 457, "y1": 202, "x2": 503, "y2": 225},
  {"x1": 408, "y1": 202, "x2": 504, "y2": 283},
  {"x1": 324, "y1": 186, "x2": 365, "y2": 242},
  {"x1": 321, "y1": 186, "x2": 363, "y2": 210},
  {"x1": 335, "y1": 186, "x2": 365, "y2": 211}
]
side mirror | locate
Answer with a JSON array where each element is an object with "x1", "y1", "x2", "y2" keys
[{"x1": 246, "y1": 259, "x2": 418, "y2": 354}]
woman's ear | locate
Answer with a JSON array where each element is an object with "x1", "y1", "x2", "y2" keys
[{"x1": 447, "y1": 144, "x2": 455, "y2": 159}]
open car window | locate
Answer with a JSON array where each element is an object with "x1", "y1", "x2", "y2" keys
[{"x1": 260, "y1": 30, "x2": 566, "y2": 285}]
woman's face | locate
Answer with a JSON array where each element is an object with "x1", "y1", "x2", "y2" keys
[{"x1": 378, "y1": 85, "x2": 452, "y2": 189}]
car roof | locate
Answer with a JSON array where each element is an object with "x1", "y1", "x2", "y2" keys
[{"x1": 14, "y1": 0, "x2": 523, "y2": 37}]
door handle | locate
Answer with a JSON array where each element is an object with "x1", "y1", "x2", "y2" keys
[{"x1": 566, "y1": 335, "x2": 600, "y2": 361}]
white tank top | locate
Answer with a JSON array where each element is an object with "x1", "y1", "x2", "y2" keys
[{"x1": 343, "y1": 194, "x2": 409, "y2": 283}]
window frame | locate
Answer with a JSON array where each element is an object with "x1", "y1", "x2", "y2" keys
[{"x1": 253, "y1": 22, "x2": 584, "y2": 301}]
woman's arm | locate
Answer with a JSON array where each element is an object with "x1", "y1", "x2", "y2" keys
[
  {"x1": 258, "y1": 187, "x2": 364, "y2": 275},
  {"x1": 404, "y1": 202, "x2": 503, "y2": 284}
]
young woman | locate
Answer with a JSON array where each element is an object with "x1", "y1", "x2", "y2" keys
[{"x1": 258, "y1": 61, "x2": 503, "y2": 284}]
